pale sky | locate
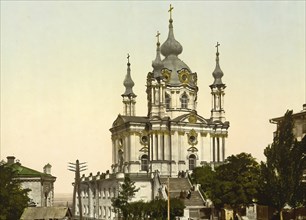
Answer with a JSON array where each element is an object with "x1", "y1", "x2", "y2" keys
[{"x1": 1, "y1": 1, "x2": 305, "y2": 194}]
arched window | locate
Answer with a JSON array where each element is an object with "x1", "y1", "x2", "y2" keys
[
  {"x1": 180, "y1": 93, "x2": 188, "y2": 109},
  {"x1": 165, "y1": 93, "x2": 171, "y2": 109},
  {"x1": 118, "y1": 150, "x2": 124, "y2": 172},
  {"x1": 189, "y1": 154, "x2": 196, "y2": 170},
  {"x1": 141, "y1": 154, "x2": 148, "y2": 171}
]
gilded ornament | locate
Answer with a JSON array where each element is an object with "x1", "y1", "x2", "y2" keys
[
  {"x1": 188, "y1": 114, "x2": 197, "y2": 123},
  {"x1": 161, "y1": 69, "x2": 171, "y2": 82},
  {"x1": 178, "y1": 69, "x2": 189, "y2": 83},
  {"x1": 188, "y1": 129, "x2": 198, "y2": 145}
]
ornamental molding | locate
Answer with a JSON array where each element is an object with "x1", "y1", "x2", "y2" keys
[
  {"x1": 178, "y1": 131, "x2": 185, "y2": 135},
  {"x1": 187, "y1": 146, "x2": 198, "y2": 153},
  {"x1": 161, "y1": 69, "x2": 171, "y2": 83},
  {"x1": 188, "y1": 129, "x2": 198, "y2": 145},
  {"x1": 200, "y1": 132, "x2": 208, "y2": 137},
  {"x1": 178, "y1": 69, "x2": 190, "y2": 84},
  {"x1": 210, "y1": 133, "x2": 228, "y2": 138},
  {"x1": 188, "y1": 113, "x2": 197, "y2": 124}
]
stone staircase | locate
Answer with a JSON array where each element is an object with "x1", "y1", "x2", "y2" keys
[{"x1": 159, "y1": 177, "x2": 205, "y2": 207}]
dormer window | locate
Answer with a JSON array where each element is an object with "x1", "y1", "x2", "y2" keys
[
  {"x1": 165, "y1": 93, "x2": 171, "y2": 109},
  {"x1": 180, "y1": 92, "x2": 189, "y2": 109}
]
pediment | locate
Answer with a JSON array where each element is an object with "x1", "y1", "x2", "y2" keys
[{"x1": 174, "y1": 112, "x2": 208, "y2": 124}]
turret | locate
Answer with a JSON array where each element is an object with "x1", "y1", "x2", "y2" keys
[
  {"x1": 122, "y1": 54, "x2": 136, "y2": 116},
  {"x1": 147, "y1": 32, "x2": 167, "y2": 119},
  {"x1": 210, "y1": 42, "x2": 226, "y2": 122}
]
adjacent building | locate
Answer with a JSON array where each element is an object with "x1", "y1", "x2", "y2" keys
[
  {"x1": 270, "y1": 104, "x2": 306, "y2": 141},
  {"x1": 5, "y1": 156, "x2": 56, "y2": 207},
  {"x1": 76, "y1": 6, "x2": 230, "y2": 219}
]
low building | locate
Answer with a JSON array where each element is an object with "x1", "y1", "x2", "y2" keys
[
  {"x1": 5, "y1": 156, "x2": 56, "y2": 207},
  {"x1": 270, "y1": 104, "x2": 306, "y2": 141},
  {"x1": 20, "y1": 207, "x2": 72, "y2": 220}
]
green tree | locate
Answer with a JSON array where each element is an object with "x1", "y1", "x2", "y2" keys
[
  {"x1": 111, "y1": 175, "x2": 139, "y2": 219},
  {"x1": 260, "y1": 111, "x2": 305, "y2": 220},
  {"x1": 0, "y1": 164, "x2": 30, "y2": 220},
  {"x1": 289, "y1": 135, "x2": 306, "y2": 208},
  {"x1": 191, "y1": 165, "x2": 215, "y2": 200},
  {"x1": 146, "y1": 198, "x2": 185, "y2": 220},
  {"x1": 192, "y1": 153, "x2": 260, "y2": 215}
]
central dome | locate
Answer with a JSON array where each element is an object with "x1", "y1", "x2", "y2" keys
[{"x1": 160, "y1": 19, "x2": 183, "y2": 57}]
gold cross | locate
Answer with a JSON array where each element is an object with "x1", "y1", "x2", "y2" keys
[
  {"x1": 168, "y1": 4, "x2": 174, "y2": 19},
  {"x1": 127, "y1": 53, "x2": 130, "y2": 63},
  {"x1": 215, "y1": 42, "x2": 220, "y2": 53},
  {"x1": 156, "y1": 31, "x2": 160, "y2": 43}
]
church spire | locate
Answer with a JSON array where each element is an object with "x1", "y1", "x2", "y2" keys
[
  {"x1": 160, "y1": 4, "x2": 183, "y2": 57},
  {"x1": 152, "y1": 31, "x2": 164, "y2": 79},
  {"x1": 122, "y1": 54, "x2": 136, "y2": 116},
  {"x1": 211, "y1": 42, "x2": 224, "y2": 86},
  {"x1": 122, "y1": 54, "x2": 136, "y2": 98},
  {"x1": 210, "y1": 43, "x2": 226, "y2": 123}
]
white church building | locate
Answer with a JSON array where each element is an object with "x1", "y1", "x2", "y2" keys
[{"x1": 76, "y1": 6, "x2": 229, "y2": 220}]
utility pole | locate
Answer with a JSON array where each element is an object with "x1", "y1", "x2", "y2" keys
[{"x1": 68, "y1": 160, "x2": 87, "y2": 220}]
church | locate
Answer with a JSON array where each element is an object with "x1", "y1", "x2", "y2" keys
[{"x1": 76, "y1": 5, "x2": 229, "y2": 220}]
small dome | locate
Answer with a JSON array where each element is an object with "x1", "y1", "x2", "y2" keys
[
  {"x1": 122, "y1": 61, "x2": 136, "y2": 97},
  {"x1": 212, "y1": 51, "x2": 224, "y2": 86},
  {"x1": 152, "y1": 42, "x2": 164, "y2": 78}
]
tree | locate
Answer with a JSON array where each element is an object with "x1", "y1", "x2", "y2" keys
[
  {"x1": 111, "y1": 175, "x2": 139, "y2": 219},
  {"x1": 191, "y1": 165, "x2": 215, "y2": 200},
  {"x1": 192, "y1": 153, "x2": 260, "y2": 215},
  {"x1": 260, "y1": 111, "x2": 305, "y2": 220},
  {"x1": 146, "y1": 198, "x2": 185, "y2": 220},
  {"x1": 288, "y1": 135, "x2": 306, "y2": 208},
  {"x1": 0, "y1": 164, "x2": 30, "y2": 220}
]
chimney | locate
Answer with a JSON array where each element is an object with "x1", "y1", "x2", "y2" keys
[
  {"x1": 43, "y1": 163, "x2": 52, "y2": 174},
  {"x1": 303, "y1": 104, "x2": 306, "y2": 111},
  {"x1": 7, "y1": 156, "x2": 15, "y2": 165}
]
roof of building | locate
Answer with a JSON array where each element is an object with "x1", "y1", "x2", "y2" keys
[
  {"x1": 8, "y1": 162, "x2": 56, "y2": 179},
  {"x1": 270, "y1": 106, "x2": 306, "y2": 124},
  {"x1": 20, "y1": 207, "x2": 72, "y2": 220}
]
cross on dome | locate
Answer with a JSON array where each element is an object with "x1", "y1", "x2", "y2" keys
[
  {"x1": 215, "y1": 42, "x2": 220, "y2": 53},
  {"x1": 156, "y1": 31, "x2": 160, "y2": 43},
  {"x1": 168, "y1": 4, "x2": 174, "y2": 19},
  {"x1": 127, "y1": 53, "x2": 130, "y2": 63}
]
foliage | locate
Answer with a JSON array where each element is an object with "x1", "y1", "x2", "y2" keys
[
  {"x1": 0, "y1": 164, "x2": 30, "y2": 220},
  {"x1": 113, "y1": 188, "x2": 185, "y2": 220},
  {"x1": 145, "y1": 198, "x2": 185, "y2": 220},
  {"x1": 192, "y1": 153, "x2": 260, "y2": 212},
  {"x1": 260, "y1": 110, "x2": 306, "y2": 214},
  {"x1": 111, "y1": 175, "x2": 139, "y2": 219},
  {"x1": 192, "y1": 165, "x2": 215, "y2": 200},
  {"x1": 288, "y1": 135, "x2": 306, "y2": 208}
]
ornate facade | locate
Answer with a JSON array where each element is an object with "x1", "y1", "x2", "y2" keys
[{"x1": 77, "y1": 6, "x2": 229, "y2": 219}]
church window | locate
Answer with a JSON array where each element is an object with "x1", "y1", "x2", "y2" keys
[
  {"x1": 141, "y1": 154, "x2": 148, "y2": 171},
  {"x1": 118, "y1": 150, "x2": 124, "y2": 172},
  {"x1": 165, "y1": 93, "x2": 171, "y2": 109},
  {"x1": 189, "y1": 154, "x2": 196, "y2": 170},
  {"x1": 180, "y1": 93, "x2": 189, "y2": 109}
]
